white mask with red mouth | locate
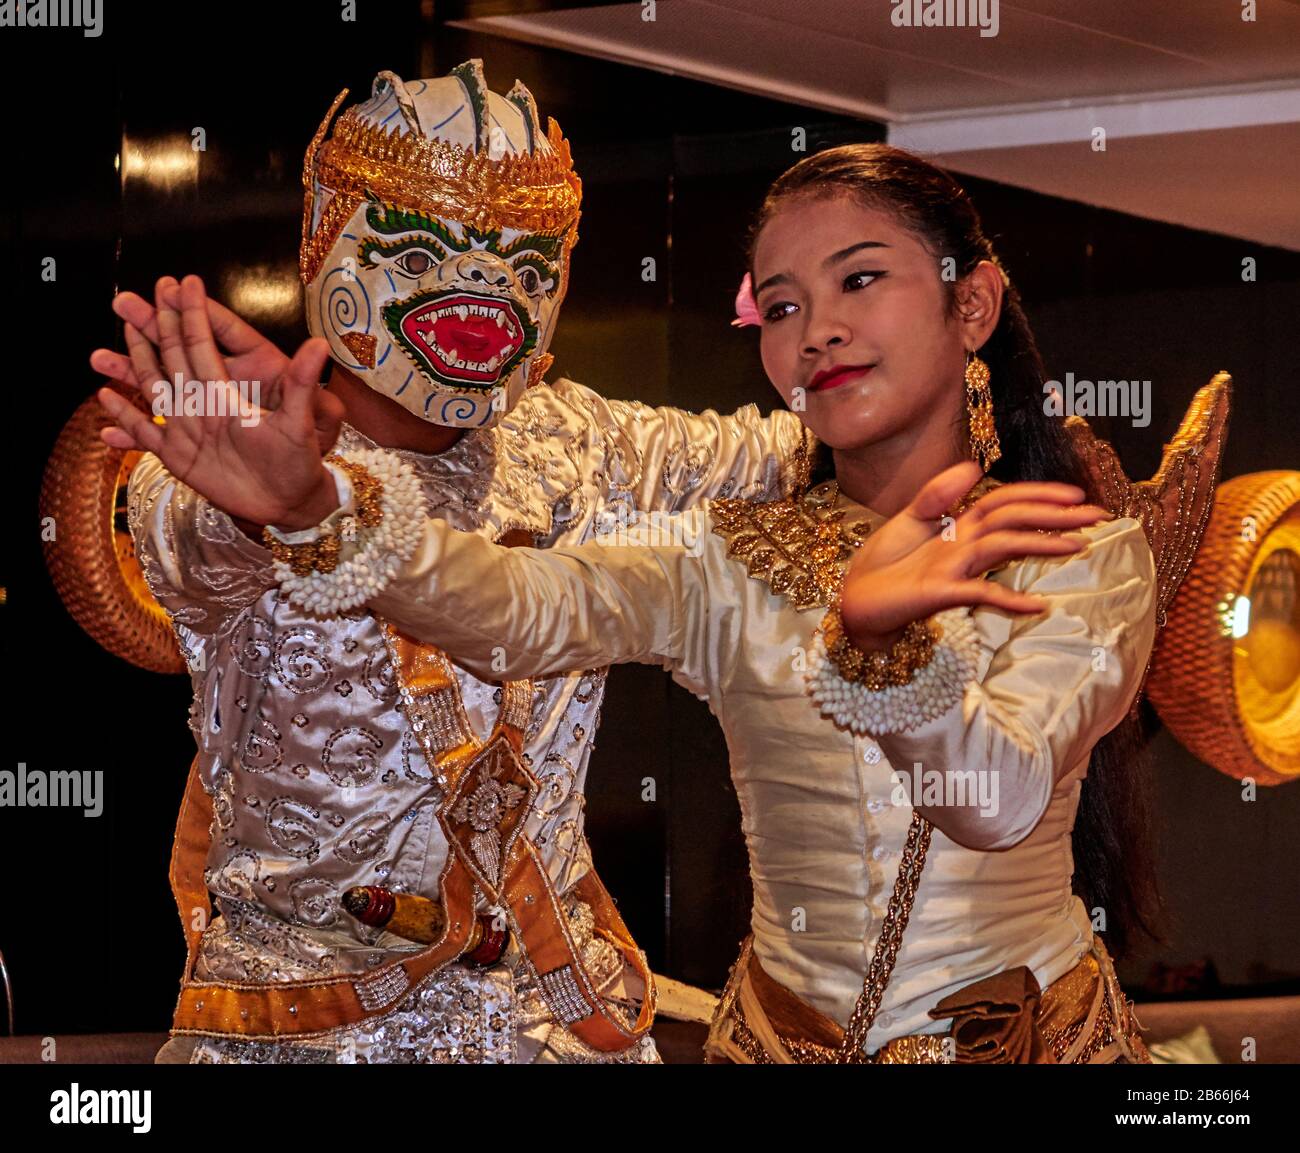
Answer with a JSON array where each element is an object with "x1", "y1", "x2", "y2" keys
[{"x1": 300, "y1": 62, "x2": 581, "y2": 429}]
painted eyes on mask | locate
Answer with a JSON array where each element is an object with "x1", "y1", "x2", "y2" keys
[
  {"x1": 511, "y1": 255, "x2": 558, "y2": 298},
  {"x1": 363, "y1": 233, "x2": 560, "y2": 296},
  {"x1": 761, "y1": 269, "x2": 885, "y2": 324},
  {"x1": 394, "y1": 249, "x2": 436, "y2": 278},
  {"x1": 360, "y1": 236, "x2": 449, "y2": 279}
]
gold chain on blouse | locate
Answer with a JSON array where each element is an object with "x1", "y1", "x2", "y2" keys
[
  {"x1": 836, "y1": 810, "x2": 934, "y2": 1061},
  {"x1": 710, "y1": 472, "x2": 1002, "y2": 1061}
]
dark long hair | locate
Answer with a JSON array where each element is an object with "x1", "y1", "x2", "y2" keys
[{"x1": 745, "y1": 143, "x2": 1162, "y2": 958}]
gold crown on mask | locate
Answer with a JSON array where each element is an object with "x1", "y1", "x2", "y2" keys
[{"x1": 300, "y1": 89, "x2": 583, "y2": 285}]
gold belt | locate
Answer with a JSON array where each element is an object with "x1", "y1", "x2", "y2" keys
[
  {"x1": 168, "y1": 625, "x2": 655, "y2": 1051},
  {"x1": 707, "y1": 933, "x2": 1151, "y2": 1065},
  {"x1": 705, "y1": 807, "x2": 1148, "y2": 1064}
]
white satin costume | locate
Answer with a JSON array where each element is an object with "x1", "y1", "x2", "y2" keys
[
  {"x1": 360, "y1": 475, "x2": 1159, "y2": 1056},
  {"x1": 129, "y1": 377, "x2": 804, "y2": 1063}
]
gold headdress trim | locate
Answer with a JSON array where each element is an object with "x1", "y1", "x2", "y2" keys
[{"x1": 300, "y1": 95, "x2": 582, "y2": 284}]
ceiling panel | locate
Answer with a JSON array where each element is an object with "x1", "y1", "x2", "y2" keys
[{"x1": 454, "y1": 1, "x2": 1300, "y2": 247}]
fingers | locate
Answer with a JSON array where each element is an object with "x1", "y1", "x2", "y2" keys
[
  {"x1": 96, "y1": 387, "x2": 165, "y2": 455},
  {"x1": 962, "y1": 529, "x2": 1089, "y2": 577},
  {"x1": 197, "y1": 286, "x2": 270, "y2": 357},
  {"x1": 279, "y1": 338, "x2": 334, "y2": 438},
  {"x1": 911, "y1": 460, "x2": 985, "y2": 520},
  {"x1": 89, "y1": 347, "x2": 133, "y2": 383},
  {"x1": 962, "y1": 480, "x2": 1088, "y2": 522},
  {"x1": 100, "y1": 425, "x2": 140, "y2": 451},
  {"x1": 177, "y1": 274, "x2": 230, "y2": 384},
  {"x1": 953, "y1": 580, "x2": 1049, "y2": 618},
  {"x1": 111, "y1": 285, "x2": 168, "y2": 343},
  {"x1": 123, "y1": 321, "x2": 167, "y2": 407},
  {"x1": 154, "y1": 276, "x2": 194, "y2": 386},
  {"x1": 975, "y1": 500, "x2": 1112, "y2": 536},
  {"x1": 100, "y1": 279, "x2": 174, "y2": 385}
]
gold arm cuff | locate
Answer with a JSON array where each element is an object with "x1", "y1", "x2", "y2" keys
[
  {"x1": 261, "y1": 455, "x2": 385, "y2": 576},
  {"x1": 821, "y1": 602, "x2": 941, "y2": 691}
]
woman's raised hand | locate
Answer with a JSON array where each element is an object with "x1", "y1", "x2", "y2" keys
[
  {"x1": 840, "y1": 460, "x2": 1113, "y2": 649},
  {"x1": 92, "y1": 274, "x2": 345, "y2": 531}
]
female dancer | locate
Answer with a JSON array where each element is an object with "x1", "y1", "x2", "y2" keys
[{"x1": 102, "y1": 145, "x2": 1160, "y2": 1063}]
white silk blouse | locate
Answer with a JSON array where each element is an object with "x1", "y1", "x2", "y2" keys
[{"x1": 367, "y1": 482, "x2": 1159, "y2": 1054}]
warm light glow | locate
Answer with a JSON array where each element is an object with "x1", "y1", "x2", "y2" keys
[
  {"x1": 1231, "y1": 595, "x2": 1251, "y2": 638},
  {"x1": 222, "y1": 265, "x2": 302, "y2": 324},
  {"x1": 122, "y1": 135, "x2": 198, "y2": 190},
  {"x1": 1150, "y1": 467, "x2": 1300, "y2": 785}
]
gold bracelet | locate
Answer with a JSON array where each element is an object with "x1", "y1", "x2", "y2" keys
[
  {"x1": 261, "y1": 456, "x2": 385, "y2": 576},
  {"x1": 264, "y1": 528, "x2": 344, "y2": 576},
  {"x1": 328, "y1": 454, "x2": 385, "y2": 529},
  {"x1": 821, "y1": 599, "x2": 942, "y2": 691}
]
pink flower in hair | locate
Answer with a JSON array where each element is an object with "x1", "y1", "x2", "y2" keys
[{"x1": 731, "y1": 271, "x2": 762, "y2": 327}]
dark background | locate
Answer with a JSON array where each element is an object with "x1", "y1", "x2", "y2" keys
[{"x1": 3, "y1": 1, "x2": 1298, "y2": 1036}]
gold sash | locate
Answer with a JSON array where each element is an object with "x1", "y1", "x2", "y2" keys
[
  {"x1": 705, "y1": 934, "x2": 1150, "y2": 1064},
  {"x1": 168, "y1": 621, "x2": 655, "y2": 1053}
]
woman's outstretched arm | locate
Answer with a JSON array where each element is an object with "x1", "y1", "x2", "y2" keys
[
  {"x1": 366, "y1": 504, "x2": 725, "y2": 694},
  {"x1": 863, "y1": 516, "x2": 1157, "y2": 852}
]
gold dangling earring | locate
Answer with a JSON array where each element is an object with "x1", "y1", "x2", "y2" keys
[{"x1": 965, "y1": 350, "x2": 1001, "y2": 471}]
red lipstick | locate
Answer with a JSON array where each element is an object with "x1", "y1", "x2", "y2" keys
[{"x1": 808, "y1": 363, "x2": 874, "y2": 393}]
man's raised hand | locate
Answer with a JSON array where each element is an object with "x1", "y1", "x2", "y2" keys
[
  {"x1": 93, "y1": 274, "x2": 345, "y2": 531},
  {"x1": 90, "y1": 274, "x2": 341, "y2": 458},
  {"x1": 92, "y1": 275, "x2": 291, "y2": 391}
]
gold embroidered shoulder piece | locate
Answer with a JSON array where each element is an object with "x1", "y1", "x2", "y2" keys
[
  {"x1": 709, "y1": 481, "x2": 871, "y2": 611},
  {"x1": 710, "y1": 475, "x2": 1005, "y2": 611}
]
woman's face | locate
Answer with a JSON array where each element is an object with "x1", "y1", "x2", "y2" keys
[{"x1": 752, "y1": 193, "x2": 977, "y2": 452}]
